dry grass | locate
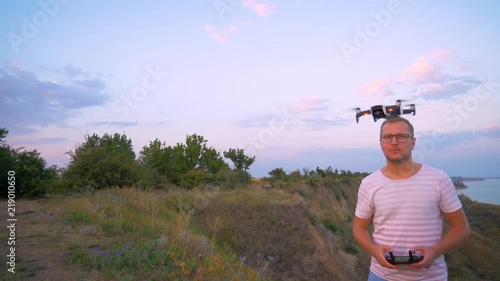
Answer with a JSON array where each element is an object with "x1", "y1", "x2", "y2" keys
[{"x1": 1, "y1": 180, "x2": 498, "y2": 281}]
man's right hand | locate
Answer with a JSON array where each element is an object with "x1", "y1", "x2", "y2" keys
[{"x1": 371, "y1": 245, "x2": 397, "y2": 269}]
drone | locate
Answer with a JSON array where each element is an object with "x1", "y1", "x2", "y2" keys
[{"x1": 355, "y1": 99, "x2": 416, "y2": 123}]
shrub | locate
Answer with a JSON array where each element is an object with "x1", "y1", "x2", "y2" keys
[
  {"x1": 63, "y1": 133, "x2": 139, "y2": 191},
  {"x1": 0, "y1": 128, "x2": 57, "y2": 198}
]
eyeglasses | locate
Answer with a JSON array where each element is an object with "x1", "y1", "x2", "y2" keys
[{"x1": 380, "y1": 134, "x2": 413, "y2": 143}]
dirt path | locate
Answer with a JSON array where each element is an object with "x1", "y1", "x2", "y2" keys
[{"x1": 0, "y1": 199, "x2": 98, "y2": 281}]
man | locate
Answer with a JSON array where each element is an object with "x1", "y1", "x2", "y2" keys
[{"x1": 353, "y1": 117, "x2": 470, "y2": 281}]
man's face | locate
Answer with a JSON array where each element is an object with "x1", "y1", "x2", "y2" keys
[{"x1": 380, "y1": 121, "x2": 416, "y2": 163}]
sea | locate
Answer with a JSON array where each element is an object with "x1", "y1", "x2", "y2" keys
[{"x1": 456, "y1": 178, "x2": 500, "y2": 206}]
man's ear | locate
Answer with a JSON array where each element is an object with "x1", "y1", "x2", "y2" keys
[{"x1": 412, "y1": 137, "x2": 417, "y2": 149}]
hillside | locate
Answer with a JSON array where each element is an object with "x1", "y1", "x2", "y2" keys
[{"x1": 1, "y1": 177, "x2": 499, "y2": 281}]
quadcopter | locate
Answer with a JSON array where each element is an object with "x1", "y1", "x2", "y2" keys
[{"x1": 356, "y1": 99, "x2": 416, "y2": 123}]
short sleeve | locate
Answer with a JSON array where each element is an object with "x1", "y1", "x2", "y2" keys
[
  {"x1": 355, "y1": 180, "x2": 374, "y2": 218},
  {"x1": 439, "y1": 173, "x2": 462, "y2": 213}
]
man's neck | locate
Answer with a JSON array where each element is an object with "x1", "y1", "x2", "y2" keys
[{"x1": 382, "y1": 160, "x2": 420, "y2": 180}]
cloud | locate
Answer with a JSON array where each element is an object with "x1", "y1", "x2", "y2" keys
[
  {"x1": 94, "y1": 121, "x2": 138, "y2": 127},
  {"x1": 295, "y1": 96, "x2": 329, "y2": 112},
  {"x1": 237, "y1": 97, "x2": 347, "y2": 131},
  {"x1": 22, "y1": 137, "x2": 68, "y2": 145},
  {"x1": 358, "y1": 77, "x2": 394, "y2": 96},
  {"x1": 63, "y1": 64, "x2": 84, "y2": 77},
  {"x1": 74, "y1": 78, "x2": 107, "y2": 89},
  {"x1": 301, "y1": 116, "x2": 350, "y2": 129},
  {"x1": 0, "y1": 64, "x2": 110, "y2": 134},
  {"x1": 242, "y1": 0, "x2": 276, "y2": 16},
  {"x1": 237, "y1": 114, "x2": 282, "y2": 128},
  {"x1": 357, "y1": 51, "x2": 485, "y2": 101},
  {"x1": 416, "y1": 75, "x2": 483, "y2": 100},
  {"x1": 429, "y1": 49, "x2": 452, "y2": 64},
  {"x1": 401, "y1": 56, "x2": 439, "y2": 84},
  {"x1": 418, "y1": 126, "x2": 500, "y2": 148},
  {"x1": 97, "y1": 72, "x2": 114, "y2": 78},
  {"x1": 203, "y1": 24, "x2": 239, "y2": 43}
]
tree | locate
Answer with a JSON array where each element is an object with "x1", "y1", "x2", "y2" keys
[
  {"x1": 0, "y1": 128, "x2": 8, "y2": 145},
  {"x1": 72, "y1": 132, "x2": 136, "y2": 160},
  {"x1": 138, "y1": 134, "x2": 228, "y2": 188},
  {"x1": 268, "y1": 167, "x2": 287, "y2": 181},
  {"x1": 0, "y1": 128, "x2": 15, "y2": 198},
  {"x1": 64, "y1": 132, "x2": 139, "y2": 190},
  {"x1": 223, "y1": 148, "x2": 255, "y2": 171},
  {"x1": 315, "y1": 166, "x2": 326, "y2": 177},
  {"x1": 175, "y1": 134, "x2": 228, "y2": 175},
  {"x1": 13, "y1": 150, "x2": 57, "y2": 197},
  {"x1": 139, "y1": 138, "x2": 175, "y2": 176},
  {"x1": 0, "y1": 128, "x2": 56, "y2": 198}
]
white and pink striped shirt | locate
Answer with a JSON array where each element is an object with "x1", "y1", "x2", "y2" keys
[{"x1": 355, "y1": 164, "x2": 462, "y2": 281}]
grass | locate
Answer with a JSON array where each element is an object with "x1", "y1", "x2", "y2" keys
[
  {"x1": 1, "y1": 177, "x2": 499, "y2": 280},
  {"x1": 53, "y1": 187, "x2": 273, "y2": 281}
]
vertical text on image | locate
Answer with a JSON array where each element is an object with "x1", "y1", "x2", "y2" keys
[{"x1": 7, "y1": 170, "x2": 17, "y2": 274}]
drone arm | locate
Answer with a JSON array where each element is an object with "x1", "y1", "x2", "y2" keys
[{"x1": 403, "y1": 108, "x2": 416, "y2": 115}]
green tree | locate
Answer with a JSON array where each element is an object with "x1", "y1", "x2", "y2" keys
[
  {"x1": 223, "y1": 148, "x2": 255, "y2": 171},
  {"x1": 64, "y1": 132, "x2": 139, "y2": 190},
  {"x1": 0, "y1": 127, "x2": 8, "y2": 145},
  {"x1": 0, "y1": 128, "x2": 56, "y2": 198},
  {"x1": 139, "y1": 138, "x2": 174, "y2": 176},
  {"x1": 13, "y1": 150, "x2": 57, "y2": 197},
  {"x1": 139, "y1": 134, "x2": 228, "y2": 188},
  {"x1": 175, "y1": 134, "x2": 228, "y2": 174},
  {"x1": 315, "y1": 166, "x2": 326, "y2": 177},
  {"x1": 0, "y1": 128, "x2": 15, "y2": 198},
  {"x1": 268, "y1": 167, "x2": 287, "y2": 181}
]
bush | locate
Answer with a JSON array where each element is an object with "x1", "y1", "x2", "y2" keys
[
  {"x1": 63, "y1": 133, "x2": 139, "y2": 191},
  {"x1": 178, "y1": 169, "x2": 212, "y2": 189},
  {"x1": 0, "y1": 127, "x2": 56, "y2": 198},
  {"x1": 214, "y1": 167, "x2": 251, "y2": 189},
  {"x1": 13, "y1": 150, "x2": 57, "y2": 197}
]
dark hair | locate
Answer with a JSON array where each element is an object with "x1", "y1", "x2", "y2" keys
[{"x1": 380, "y1": 117, "x2": 414, "y2": 136}]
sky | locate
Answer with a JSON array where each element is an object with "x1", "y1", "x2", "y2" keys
[{"x1": 1, "y1": 0, "x2": 499, "y2": 178}]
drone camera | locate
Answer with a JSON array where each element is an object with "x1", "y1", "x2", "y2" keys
[
  {"x1": 355, "y1": 100, "x2": 416, "y2": 123},
  {"x1": 371, "y1": 105, "x2": 386, "y2": 122}
]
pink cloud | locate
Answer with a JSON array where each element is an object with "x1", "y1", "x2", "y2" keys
[
  {"x1": 429, "y1": 49, "x2": 452, "y2": 64},
  {"x1": 358, "y1": 77, "x2": 393, "y2": 96},
  {"x1": 295, "y1": 96, "x2": 328, "y2": 113},
  {"x1": 203, "y1": 24, "x2": 239, "y2": 43},
  {"x1": 401, "y1": 56, "x2": 438, "y2": 84},
  {"x1": 283, "y1": 150, "x2": 300, "y2": 158},
  {"x1": 242, "y1": 0, "x2": 276, "y2": 16}
]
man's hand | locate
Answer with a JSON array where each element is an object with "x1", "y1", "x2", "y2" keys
[
  {"x1": 372, "y1": 245, "x2": 398, "y2": 269},
  {"x1": 353, "y1": 216, "x2": 398, "y2": 269},
  {"x1": 408, "y1": 246, "x2": 437, "y2": 269}
]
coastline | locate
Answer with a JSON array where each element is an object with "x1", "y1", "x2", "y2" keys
[
  {"x1": 456, "y1": 178, "x2": 500, "y2": 206},
  {"x1": 451, "y1": 177, "x2": 468, "y2": 190}
]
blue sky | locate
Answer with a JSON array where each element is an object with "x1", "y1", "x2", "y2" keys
[{"x1": 1, "y1": 0, "x2": 499, "y2": 177}]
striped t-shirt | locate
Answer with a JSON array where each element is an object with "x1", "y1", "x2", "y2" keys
[{"x1": 355, "y1": 164, "x2": 462, "y2": 281}]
